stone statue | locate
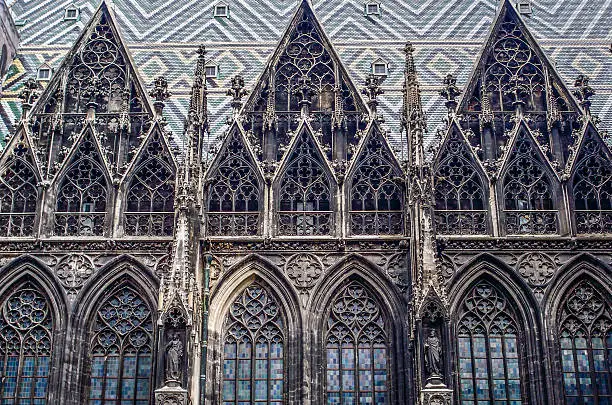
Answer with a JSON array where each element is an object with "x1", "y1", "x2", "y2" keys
[
  {"x1": 424, "y1": 329, "x2": 442, "y2": 376},
  {"x1": 165, "y1": 332, "x2": 183, "y2": 383}
]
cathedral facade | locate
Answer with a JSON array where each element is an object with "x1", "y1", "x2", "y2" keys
[{"x1": 0, "y1": 0, "x2": 610, "y2": 404}]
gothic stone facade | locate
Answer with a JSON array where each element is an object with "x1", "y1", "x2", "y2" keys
[{"x1": 0, "y1": 1, "x2": 610, "y2": 405}]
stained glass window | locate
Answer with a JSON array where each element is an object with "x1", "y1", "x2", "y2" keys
[
  {"x1": 349, "y1": 130, "x2": 404, "y2": 235},
  {"x1": 502, "y1": 129, "x2": 558, "y2": 235},
  {"x1": 572, "y1": 130, "x2": 612, "y2": 234},
  {"x1": 0, "y1": 282, "x2": 53, "y2": 404},
  {"x1": 207, "y1": 129, "x2": 261, "y2": 236},
  {"x1": 278, "y1": 130, "x2": 333, "y2": 236},
  {"x1": 0, "y1": 140, "x2": 38, "y2": 237},
  {"x1": 558, "y1": 279, "x2": 612, "y2": 404},
  {"x1": 55, "y1": 133, "x2": 108, "y2": 237},
  {"x1": 457, "y1": 281, "x2": 524, "y2": 404},
  {"x1": 325, "y1": 281, "x2": 390, "y2": 404},
  {"x1": 434, "y1": 128, "x2": 488, "y2": 235},
  {"x1": 88, "y1": 286, "x2": 153, "y2": 405},
  {"x1": 125, "y1": 131, "x2": 175, "y2": 236},
  {"x1": 222, "y1": 283, "x2": 285, "y2": 404}
]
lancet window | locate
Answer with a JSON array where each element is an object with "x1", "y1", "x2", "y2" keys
[
  {"x1": 221, "y1": 283, "x2": 285, "y2": 405},
  {"x1": 88, "y1": 285, "x2": 154, "y2": 404},
  {"x1": 207, "y1": 130, "x2": 261, "y2": 236},
  {"x1": 434, "y1": 130, "x2": 488, "y2": 235},
  {"x1": 571, "y1": 132, "x2": 612, "y2": 234},
  {"x1": 457, "y1": 281, "x2": 525, "y2": 404},
  {"x1": 124, "y1": 131, "x2": 175, "y2": 237},
  {"x1": 502, "y1": 130, "x2": 557, "y2": 235},
  {"x1": 557, "y1": 279, "x2": 612, "y2": 404},
  {"x1": 277, "y1": 131, "x2": 333, "y2": 236},
  {"x1": 55, "y1": 135, "x2": 109, "y2": 236},
  {"x1": 325, "y1": 281, "x2": 390, "y2": 404},
  {"x1": 0, "y1": 281, "x2": 53, "y2": 403},
  {"x1": 0, "y1": 143, "x2": 38, "y2": 237},
  {"x1": 349, "y1": 132, "x2": 403, "y2": 235}
]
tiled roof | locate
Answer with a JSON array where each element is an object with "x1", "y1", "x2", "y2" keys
[{"x1": 2, "y1": 0, "x2": 611, "y2": 153}]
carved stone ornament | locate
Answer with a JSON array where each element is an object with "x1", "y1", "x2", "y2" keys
[
  {"x1": 55, "y1": 254, "x2": 95, "y2": 291},
  {"x1": 516, "y1": 252, "x2": 556, "y2": 286},
  {"x1": 285, "y1": 252, "x2": 323, "y2": 305},
  {"x1": 422, "y1": 391, "x2": 451, "y2": 405},
  {"x1": 155, "y1": 386, "x2": 188, "y2": 405}
]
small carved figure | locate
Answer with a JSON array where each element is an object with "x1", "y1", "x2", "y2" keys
[
  {"x1": 424, "y1": 329, "x2": 442, "y2": 376},
  {"x1": 165, "y1": 332, "x2": 183, "y2": 382}
]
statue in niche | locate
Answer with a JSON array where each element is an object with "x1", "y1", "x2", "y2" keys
[
  {"x1": 424, "y1": 329, "x2": 442, "y2": 377},
  {"x1": 165, "y1": 332, "x2": 184, "y2": 383}
]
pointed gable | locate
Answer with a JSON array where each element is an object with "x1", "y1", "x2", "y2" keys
[
  {"x1": 458, "y1": 0, "x2": 581, "y2": 163},
  {"x1": 242, "y1": 0, "x2": 368, "y2": 161},
  {"x1": 28, "y1": 1, "x2": 153, "y2": 177}
]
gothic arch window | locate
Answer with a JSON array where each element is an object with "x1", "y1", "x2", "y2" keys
[
  {"x1": 557, "y1": 279, "x2": 612, "y2": 404},
  {"x1": 502, "y1": 130, "x2": 558, "y2": 235},
  {"x1": 571, "y1": 132, "x2": 612, "y2": 234},
  {"x1": 124, "y1": 131, "x2": 175, "y2": 236},
  {"x1": 434, "y1": 129, "x2": 488, "y2": 235},
  {"x1": 277, "y1": 131, "x2": 333, "y2": 236},
  {"x1": 0, "y1": 144, "x2": 38, "y2": 237},
  {"x1": 0, "y1": 280, "x2": 54, "y2": 403},
  {"x1": 87, "y1": 285, "x2": 154, "y2": 404},
  {"x1": 349, "y1": 131, "x2": 403, "y2": 235},
  {"x1": 325, "y1": 280, "x2": 391, "y2": 404},
  {"x1": 221, "y1": 282, "x2": 286, "y2": 404},
  {"x1": 456, "y1": 280, "x2": 526, "y2": 404},
  {"x1": 207, "y1": 129, "x2": 261, "y2": 236},
  {"x1": 55, "y1": 134, "x2": 109, "y2": 236}
]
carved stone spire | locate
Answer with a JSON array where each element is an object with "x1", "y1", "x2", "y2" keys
[
  {"x1": 362, "y1": 73, "x2": 384, "y2": 121},
  {"x1": 440, "y1": 74, "x2": 461, "y2": 117},
  {"x1": 294, "y1": 75, "x2": 316, "y2": 119},
  {"x1": 18, "y1": 78, "x2": 39, "y2": 121},
  {"x1": 573, "y1": 75, "x2": 595, "y2": 117},
  {"x1": 227, "y1": 75, "x2": 248, "y2": 120},
  {"x1": 402, "y1": 41, "x2": 426, "y2": 167},
  {"x1": 150, "y1": 76, "x2": 171, "y2": 119}
]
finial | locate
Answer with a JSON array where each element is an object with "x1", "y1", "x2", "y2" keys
[
  {"x1": 18, "y1": 78, "x2": 39, "y2": 120},
  {"x1": 573, "y1": 75, "x2": 594, "y2": 116},
  {"x1": 440, "y1": 74, "x2": 461, "y2": 116},
  {"x1": 404, "y1": 42, "x2": 416, "y2": 76},
  {"x1": 227, "y1": 75, "x2": 248, "y2": 118},
  {"x1": 197, "y1": 44, "x2": 207, "y2": 59},
  {"x1": 362, "y1": 73, "x2": 384, "y2": 120},
  {"x1": 294, "y1": 75, "x2": 316, "y2": 119},
  {"x1": 82, "y1": 76, "x2": 103, "y2": 122},
  {"x1": 150, "y1": 76, "x2": 171, "y2": 118},
  {"x1": 505, "y1": 74, "x2": 527, "y2": 116}
]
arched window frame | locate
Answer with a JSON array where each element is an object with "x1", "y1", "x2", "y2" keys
[
  {"x1": 274, "y1": 126, "x2": 336, "y2": 237},
  {"x1": 0, "y1": 137, "x2": 40, "y2": 238},
  {"x1": 499, "y1": 126, "x2": 560, "y2": 235},
  {"x1": 433, "y1": 125, "x2": 489, "y2": 236},
  {"x1": 84, "y1": 281, "x2": 156, "y2": 405},
  {"x1": 453, "y1": 278, "x2": 530, "y2": 404},
  {"x1": 53, "y1": 131, "x2": 112, "y2": 237},
  {"x1": 122, "y1": 128, "x2": 176, "y2": 237},
  {"x1": 205, "y1": 125, "x2": 264, "y2": 237},
  {"x1": 553, "y1": 276, "x2": 612, "y2": 404},
  {"x1": 569, "y1": 126, "x2": 612, "y2": 235},
  {"x1": 346, "y1": 125, "x2": 404, "y2": 236}
]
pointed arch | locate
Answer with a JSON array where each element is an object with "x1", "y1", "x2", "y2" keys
[
  {"x1": 275, "y1": 124, "x2": 336, "y2": 236},
  {"x1": 570, "y1": 125, "x2": 612, "y2": 235},
  {"x1": 309, "y1": 256, "x2": 408, "y2": 405},
  {"x1": 347, "y1": 123, "x2": 404, "y2": 236},
  {"x1": 53, "y1": 129, "x2": 111, "y2": 236},
  {"x1": 207, "y1": 257, "x2": 302, "y2": 405},
  {"x1": 500, "y1": 125, "x2": 559, "y2": 235},
  {"x1": 123, "y1": 126, "x2": 176, "y2": 236},
  {"x1": 0, "y1": 130, "x2": 40, "y2": 237},
  {"x1": 433, "y1": 123, "x2": 489, "y2": 235},
  {"x1": 0, "y1": 258, "x2": 67, "y2": 404},
  {"x1": 205, "y1": 124, "x2": 263, "y2": 236},
  {"x1": 71, "y1": 259, "x2": 158, "y2": 405}
]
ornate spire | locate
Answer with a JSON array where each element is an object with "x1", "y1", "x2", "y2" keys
[
  {"x1": 150, "y1": 76, "x2": 171, "y2": 119},
  {"x1": 402, "y1": 42, "x2": 426, "y2": 166},
  {"x1": 227, "y1": 75, "x2": 248, "y2": 120},
  {"x1": 362, "y1": 73, "x2": 384, "y2": 121},
  {"x1": 18, "y1": 78, "x2": 39, "y2": 120},
  {"x1": 440, "y1": 74, "x2": 461, "y2": 117},
  {"x1": 294, "y1": 75, "x2": 316, "y2": 119},
  {"x1": 186, "y1": 45, "x2": 208, "y2": 132},
  {"x1": 573, "y1": 75, "x2": 595, "y2": 117}
]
